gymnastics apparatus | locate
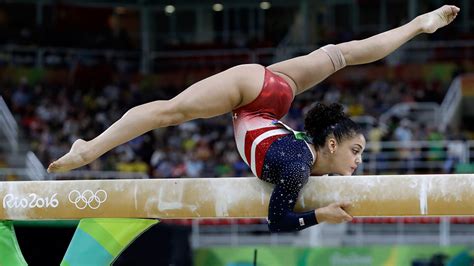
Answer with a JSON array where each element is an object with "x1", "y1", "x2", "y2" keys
[{"x1": 1, "y1": 174, "x2": 474, "y2": 265}]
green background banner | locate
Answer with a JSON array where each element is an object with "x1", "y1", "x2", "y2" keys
[
  {"x1": 0, "y1": 221, "x2": 27, "y2": 266},
  {"x1": 61, "y1": 218, "x2": 158, "y2": 266},
  {"x1": 195, "y1": 245, "x2": 473, "y2": 266}
]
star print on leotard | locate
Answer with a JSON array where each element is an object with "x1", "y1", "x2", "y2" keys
[{"x1": 262, "y1": 134, "x2": 318, "y2": 232}]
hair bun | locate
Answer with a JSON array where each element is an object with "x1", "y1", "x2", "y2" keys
[
  {"x1": 304, "y1": 102, "x2": 346, "y2": 132},
  {"x1": 304, "y1": 102, "x2": 361, "y2": 147}
]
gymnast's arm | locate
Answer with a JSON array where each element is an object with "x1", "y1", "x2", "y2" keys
[{"x1": 267, "y1": 163, "x2": 352, "y2": 233}]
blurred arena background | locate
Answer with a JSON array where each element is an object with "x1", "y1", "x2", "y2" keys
[{"x1": 0, "y1": 0, "x2": 474, "y2": 265}]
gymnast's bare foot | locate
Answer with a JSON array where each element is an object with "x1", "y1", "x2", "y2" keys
[
  {"x1": 47, "y1": 139, "x2": 94, "y2": 173},
  {"x1": 418, "y1": 5, "x2": 460, "y2": 34}
]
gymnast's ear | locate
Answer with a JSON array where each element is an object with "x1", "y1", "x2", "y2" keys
[{"x1": 326, "y1": 137, "x2": 337, "y2": 154}]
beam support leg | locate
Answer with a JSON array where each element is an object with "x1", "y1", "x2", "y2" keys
[{"x1": 61, "y1": 218, "x2": 158, "y2": 266}]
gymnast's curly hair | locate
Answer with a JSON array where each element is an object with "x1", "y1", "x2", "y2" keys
[{"x1": 304, "y1": 102, "x2": 362, "y2": 149}]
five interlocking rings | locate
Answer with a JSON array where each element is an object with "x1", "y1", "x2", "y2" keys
[{"x1": 68, "y1": 190, "x2": 107, "y2": 209}]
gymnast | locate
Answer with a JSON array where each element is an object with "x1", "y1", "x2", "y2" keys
[{"x1": 47, "y1": 6, "x2": 459, "y2": 232}]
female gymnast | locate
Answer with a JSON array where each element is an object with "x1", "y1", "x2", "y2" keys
[{"x1": 48, "y1": 6, "x2": 459, "y2": 232}]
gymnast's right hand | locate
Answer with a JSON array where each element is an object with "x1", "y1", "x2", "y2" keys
[{"x1": 315, "y1": 202, "x2": 353, "y2": 224}]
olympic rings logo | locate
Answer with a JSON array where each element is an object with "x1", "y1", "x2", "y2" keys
[{"x1": 68, "y1": 190, "x2": 107, "y2": 210}]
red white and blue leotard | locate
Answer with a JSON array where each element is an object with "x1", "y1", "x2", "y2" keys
[
  {"x1": 232, "y1": 68, "x2": 318, "y2": 232},
  {"x1": 232, "y1": 68, "x2": 293, "y2": 178}
]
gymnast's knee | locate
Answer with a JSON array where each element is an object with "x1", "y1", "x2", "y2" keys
[{"x1": 153, "y1": 100, "x2": 188, "y2": 127}]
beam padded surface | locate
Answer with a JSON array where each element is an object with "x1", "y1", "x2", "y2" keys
[{"x1": 1, "y1": 174, "x2": 473, "y2": 220}]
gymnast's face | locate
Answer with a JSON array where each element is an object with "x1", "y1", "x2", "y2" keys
[{"x1": 327, "y1": 133, "x2": 366, "y2": 176}]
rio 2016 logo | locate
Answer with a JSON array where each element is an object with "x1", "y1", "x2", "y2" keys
[
  {"x1": 68, "y1": 190, "x2": 107, "y2": 210},
  {"x1": 3, "y1": 193, "x2": 59, "y2": 209}
]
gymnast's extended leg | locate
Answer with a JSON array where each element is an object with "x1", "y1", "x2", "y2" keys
[
  {"x1": 268, "y1": 5, "x2": 460, "y2": 95},
  {"x1": 47, "y1": 64, "x2": 266, "y2": 172}
]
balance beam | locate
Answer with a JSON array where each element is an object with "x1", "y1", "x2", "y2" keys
[{"x1": 1, "y1": 174, "x2": 473, "y2": 220}]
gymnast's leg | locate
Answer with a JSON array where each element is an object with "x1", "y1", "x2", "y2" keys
[
  {"x1": 268, "y1": 5, "x2": 459, "y2": 95},
  {"x1": 47, "y1": 64, "x2": 265, "y2": 172}
]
